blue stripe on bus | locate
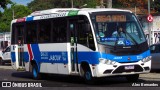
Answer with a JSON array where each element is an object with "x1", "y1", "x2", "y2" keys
[
  {"x1": 30, "y1": 44, "x2": 41, "y2": 72},
  {"x1": 11, "y1": 46, "x2": 150, "y2": 64},
  {"x1": 26, "y1": 16, "x2": 34, "y2": 21},
  {"x1": 31, "y1": 44, "x2": 41, "y2": 61}
]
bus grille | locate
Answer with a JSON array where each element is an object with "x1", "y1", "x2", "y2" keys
[{"x1": 112, "y1": 65, "x2": 143, "y2": 74}]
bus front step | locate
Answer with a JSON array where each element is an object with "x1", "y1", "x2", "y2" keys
[{"x1": 17, "y1": 67, "x2": 26, "y2": 71}]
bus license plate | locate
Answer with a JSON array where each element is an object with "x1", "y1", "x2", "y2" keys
[{"x1": 125, "y1": 65, "x2": 134, "y2": 70}]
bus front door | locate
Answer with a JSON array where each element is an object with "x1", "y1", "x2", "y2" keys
[
  {"x1": 15, "y1": 25, "x2": 25, "y2": 70},
  {"x1": 69, "y1": 21, "x2": 79, "y2": 73}
]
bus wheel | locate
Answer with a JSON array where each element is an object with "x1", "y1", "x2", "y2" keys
[
  {"x1": 126, "y1": 74, "x2": 139, "y2": 82},
  {"x1": 32, "y1": 64, "x2": 41, "y2": 80},
  {"x1": 83, "y1": 67, "x2": 95, "y2": 84}
]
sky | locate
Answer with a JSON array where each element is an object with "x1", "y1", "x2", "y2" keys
[{"x1": 11, "y1": 0, "x2": 33, "y2": 6}]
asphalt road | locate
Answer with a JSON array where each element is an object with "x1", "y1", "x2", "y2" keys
[{"x1": 0, "y1": 65, "x2": 160, "y2": 90}]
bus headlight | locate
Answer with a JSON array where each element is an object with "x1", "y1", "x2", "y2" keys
[
  {"x1": 99, "y1": 58, "x2": 116, "y2": 65},
  {"x1": 141, "y1": 56, "x2": 152, "y2": 63}
]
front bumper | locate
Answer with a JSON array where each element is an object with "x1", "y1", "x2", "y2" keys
[{"x1": 91, "y1": 60, "x2": 151, "y2": 77}]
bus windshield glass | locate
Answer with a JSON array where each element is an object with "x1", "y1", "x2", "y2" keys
[{"x1": 90, "y1": 11, "x2": 146, "y2": 46}]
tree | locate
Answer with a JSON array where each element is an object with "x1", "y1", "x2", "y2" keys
[
  {"x1": 28, "y1": 0, "x2": 71, "y2": 11},
  {"x1": 28, "y1": 0, "x2": 54, "y2": 11},
  {"x1": 112, "y1": 0, "x2": 146, "y2": 8},
  {"x1": 28, "y1": 0, "x2": 98, "y2": 11},
  {"x1": 0, "y1": 0, "x2": 12, "y2": 9},
  {"x1": 0, "y1": 5, "x2": 31, "y2": 32},
  {"x1": 152, "y1": 0, "x2": 160, "y2": 12},
  {"x1": 112, "y1": 0, "x2": 160, "y2": 13}
]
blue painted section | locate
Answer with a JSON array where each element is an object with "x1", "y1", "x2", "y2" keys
[
  {"x1": 31, "y1": 44, "x2": 41, "y2": 61},
  {"x1": 30, "y1": 44, "x2": 41, "y2": 72},
  {"x1": 100, "y1": 50, "x2": 150, "y2": 63},
  {"x1": 26, "y1": 16, "x2": 34, "y2": 21},
  {"x1": 77, "y1": 52, "x2": 99, "y2": 64},
  {"x1": 11, "y1": 52, "x2": 29, "y2": 63},
  {"x1": 24, "y1": 52, "x2": 29, "y2": 62},
  {"x1": 11, "y1": 52, "x2": 16, "y2": 62},
  {"x1": 77, "y1": 50, "x2": 150, "y2": 63}
]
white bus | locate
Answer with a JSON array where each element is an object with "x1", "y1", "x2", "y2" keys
[{"x1": 11, "y1": 8, "x2": 151, "y2": 83}]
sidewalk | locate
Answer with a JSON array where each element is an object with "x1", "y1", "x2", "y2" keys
[
  {"x1": 140, "y1": 72, "x2": 160, "y2": 81},
  {"x1": 0, "y1": 65, "x2": 13, "y2": 70}
]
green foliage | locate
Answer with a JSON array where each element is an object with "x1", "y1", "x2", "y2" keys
[
  {"x1": 12, "y1": 5, "x2": 32, "y2": 19},
  {"x1": 28, "y1": 0, "x2": 98, "y2": 11},
  {"x1": 28, "y1": 0, "x2": 54, "y2": 11},
  {"x1": 0, "y1": 5, "x2": 31, "y2": 32},
  {"x1": 28, "y1": 0, "x2": 71, "y2": 11}
]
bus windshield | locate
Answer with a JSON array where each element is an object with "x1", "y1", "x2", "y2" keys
[{"x1": 90, "y1": 11, "x2": 146, "y2": 46}]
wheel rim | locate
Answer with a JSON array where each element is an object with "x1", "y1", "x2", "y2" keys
[
  {"x1": 33, "y1": 67, "x2": 37, "y2": 78},
  {"x1": 85, "y1": 71, "x2": 91, "y2": 80}
]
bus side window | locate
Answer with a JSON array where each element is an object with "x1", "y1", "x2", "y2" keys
[
  {"x1": 52, "y1": 18, "x2": 67, "y2": 43},
  {"x1": 11, "y1": 24, "x2": 16, "y2": 44},
  {"x1": 38, "y1": 20, "x2": 51, "y2": 43},
  {"x1": 26, "y1": 22, "x2": 37, "y2": 44}
]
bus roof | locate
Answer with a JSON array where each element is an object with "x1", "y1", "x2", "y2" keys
[
  {"x1": 12, "y1": 8, "x2": 132, "y2": 23},
  {"x1": 29, "y1": 8, "x2": 132, "y2": 16}
]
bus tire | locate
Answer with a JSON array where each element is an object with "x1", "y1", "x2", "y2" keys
[
  {"x1": 32, "y1": 64, "x2": 41, "y2": 80},
  {"x1": 126, "y1": 74, "x2": 139, "y2": 82},
  {"x1": 83, "y1": 66, "x2": 95, "y2": 84}
]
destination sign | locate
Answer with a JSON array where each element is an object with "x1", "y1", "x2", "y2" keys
[{"x1": 96, "y1": 15, "x2": 126, "y2": 22}]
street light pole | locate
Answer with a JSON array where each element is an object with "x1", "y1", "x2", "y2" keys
[
  {"x1": 71, "y1": 0, "x2": 73, "y2": 8},
  {"x1": 148, "y1": 0, "x2": 150, "y2": 14},
  {"x1": 148, "y1": 0, "x2": 151, "y2": 45},
  {"x1": 12, "y1": 9, "x2": 14, "y2": 20}
]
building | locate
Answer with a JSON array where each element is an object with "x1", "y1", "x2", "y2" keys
[{"x1": 0, "y1": 32, "x2": 11, "y2": 50}]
